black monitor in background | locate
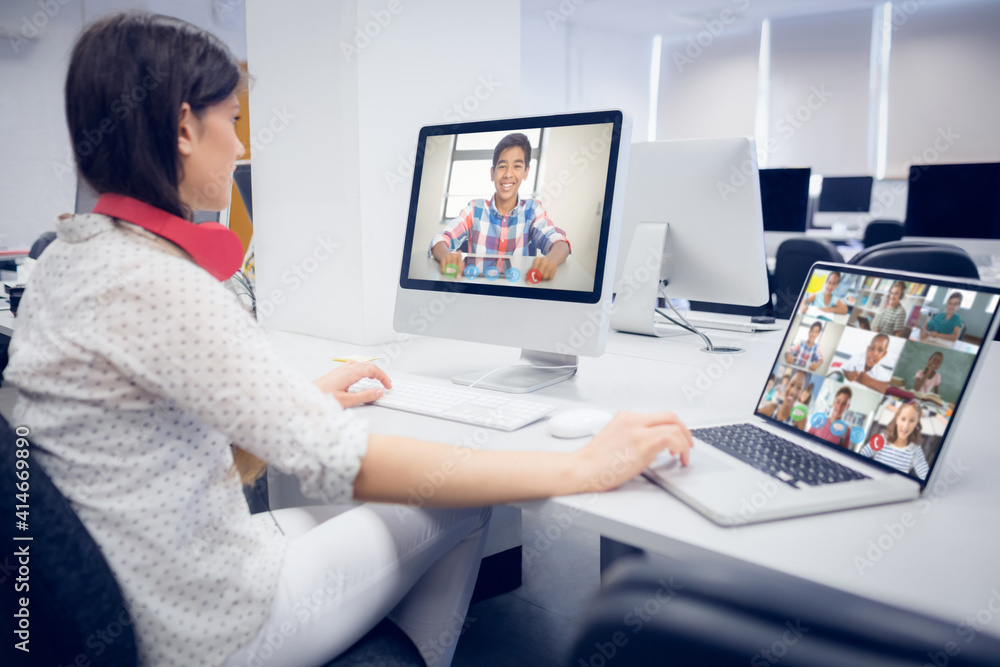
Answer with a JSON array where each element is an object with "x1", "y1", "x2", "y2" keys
[
  {"x1": 233, "y1": 163, "x2": 253, "y2": 222},
  {"x1": 817, "y1": 176, "x2": 873, "y2": 213},
  {"x1": 904, "y1": 162, "x2": 1000, "y2": 239},
  {"x1": 759, "y1": 168, "x2": 811, "y2": 232}
]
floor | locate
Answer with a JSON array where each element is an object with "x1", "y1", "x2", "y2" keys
[
  {"x1": 0, "y1": 385, "x2": 602, "y2": 667},
  {"x1": 453, "y1": 510, "x2": 601, "y2": 667}
]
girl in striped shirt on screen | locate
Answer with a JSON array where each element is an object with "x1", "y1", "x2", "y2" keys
[{"x1": 860, "y1": 402, "x2": 930, "y2": 480}]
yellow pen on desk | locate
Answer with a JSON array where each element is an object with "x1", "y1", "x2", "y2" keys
[{"x1": 332, "y1": 355, "x2": 381, "y2": 363}]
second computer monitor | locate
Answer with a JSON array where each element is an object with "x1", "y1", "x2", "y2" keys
[
  {"x1": 904, "y1": 162, "x2": 1000, "y2": 240},
  {"x1": 614, "y1": 137, "x2": 770, "y2": 307},
  {"x1": 760, "y1": 167, "x2": 811, "y2": 233},
  {"x1": 817, "y1": 176, "x2": 874, "y2": 213}
]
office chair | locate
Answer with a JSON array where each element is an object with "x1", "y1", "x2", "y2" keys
[
  {"x1": 0, "y1": 415, "x2": 139, "y2": 666},
  {"x1": 569, "y1": 555, "x2": 1000, "y2": 667},
  {"x1": 848, "y1": 240, "x2": 998, "y2": 341},
  {"x1": 848, "y1": 240, "x2": 980, "y2": 279},
  {"x1": 29, "y1": 231, "x2": 58, "y2": 259},
  {"x1": 771, "y1": 238, "x2": 844, "y2": 319},
  {"x1": 0, "y1": 415, "x2": 423, "y2": 667},
  {"x1": 862, "y1": 219, "x2": 904, "y2": 248}
]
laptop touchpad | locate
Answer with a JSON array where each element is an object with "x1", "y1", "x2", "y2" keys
[{"x1": 649, "y1": 446, "x2": 737, "y2": 477}]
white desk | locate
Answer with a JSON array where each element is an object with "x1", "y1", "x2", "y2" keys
[{"x1": 268, "y1": 326, "x2": 1000, "y2": 638}]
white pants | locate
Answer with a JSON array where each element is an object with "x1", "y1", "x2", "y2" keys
[{"x1": 222, "y1": 503, "x2": 491, "y2": 667}]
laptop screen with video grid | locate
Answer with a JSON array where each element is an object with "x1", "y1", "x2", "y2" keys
[{"x1": 755, "y1": 264, "x2": 1000, "y2": 486}]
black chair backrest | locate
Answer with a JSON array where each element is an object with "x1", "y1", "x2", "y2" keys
[
  {"x1": 848, "y1": 240, "x2": 980, "y2": 279},
  {"x1": 772, "y1": 238, "x2": 843, "y2": 319},
  {"x1": 570, "y1": 555, "x2": 1000, "y2": 667},
  {"x1": 0, "y1": 416, "x2": 139, "y2": 666},
  {"x1": 862, "y1": 219, "x2": 904, "y2": 248},
  {"x1": 29, "y1": 231, "x2": 58, "y2": 259},
  {"x1": 848, "y1": 240, "x2": 999, "y2": 341}
]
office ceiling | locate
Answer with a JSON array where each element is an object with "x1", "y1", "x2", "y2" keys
[{"x1": 523, "y1": 0, "x2": 962, "y2": 37}]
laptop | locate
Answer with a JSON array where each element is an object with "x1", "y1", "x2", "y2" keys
[{"x1": 644, "y1": 262, "x2": 1000, "y2": 526}]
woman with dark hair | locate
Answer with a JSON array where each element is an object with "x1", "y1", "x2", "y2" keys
[{"x1": 3, "y1": 12, "x2": 692, "y2": 667}]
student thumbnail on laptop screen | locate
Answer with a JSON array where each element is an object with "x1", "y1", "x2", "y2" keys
[
  {"x1": 759, "y1": 267, "x2": 998, "y2": 483},
  {"x1": 405, "y1": 124, "x2": 614, "y2": 292}
]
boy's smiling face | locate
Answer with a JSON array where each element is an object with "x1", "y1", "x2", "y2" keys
[{"x1": 491, "y1": 145, "x2": 528, "y2": 212}]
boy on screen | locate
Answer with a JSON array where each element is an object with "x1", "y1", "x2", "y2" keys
[
  {"x1": 785, "y1": 321, "x2": 824, "y2": 371},
  {"x1": 921, "y1": 291, "x2": 965, "y2": 342},
  {"x1": 758, "y1": 369, "x2": 810, "y2": 429},
  {"x1": 429, "y1": 132, "x2": 571, "y2": 281},
  {"x1": 841, "y1": 332, "x2": 892, "y2": 393},
  {"x1": 808, "y1": 386, "x2": 852, "y2": 447}
]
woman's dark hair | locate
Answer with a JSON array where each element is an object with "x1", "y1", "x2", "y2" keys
[
  {"x1": 65, "y1": 11, "x2": 245, "y2": 220},
  {"x1": 492, "y1": 133, "x2": 532, "y2": 168}
]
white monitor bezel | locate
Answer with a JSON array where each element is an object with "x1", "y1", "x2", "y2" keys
[{"x1": 393, "y1": 111, "x2": 632, "y2": 359}]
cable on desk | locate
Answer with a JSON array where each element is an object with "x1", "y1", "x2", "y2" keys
[{"x1": 656, "y1": 282, "x2": 720, "y2": 353}]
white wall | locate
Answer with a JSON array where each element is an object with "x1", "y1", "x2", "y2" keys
[
  {"x1": 536, "y1": 123, "x2": 613, "y2": 277},
  {"x1": 0, "y1": 0, "x2": 82, "y2": 250},
  {"x1": 885, "y1": 0, "x2": 1000, "y2": 178},
  {"x1": 409, "y1": 133, "x2": 452, "y2": 270},
  {"x1": 522, "y1": 0, "x2": 1000, "y2": 192},
  {"x1": 246, "y1": 0, "x2": 520, "y2": 345},
  {"x1": 520, "y1": 7, "x2": 651, "y2": 140},
  {"x1": 520, "y1": 7, "x2": 569, "y2": 116},
  {"x1": 656, "y1": 25, "x2": 760, "y2": 141},
  {"x1": 0, "y1": 0, "x2": 248, "y2": 251},
  {"x1": 567, "y1": 25, "x2": 653, "y2": 141},
  {"x1": 766, "y1": 9, "x2": 872, "y2": 175}
]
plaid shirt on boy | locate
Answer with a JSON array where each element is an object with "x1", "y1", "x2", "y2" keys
[
  {"x1": 429, "y1": 198, "x2": 570, "y2": 269},
  {"x1": 788, "y1": 340, "x2": 823, "y2": 369}
]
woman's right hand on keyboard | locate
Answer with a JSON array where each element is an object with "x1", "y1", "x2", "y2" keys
[{"x1": 575, "y1": 411, "x2": 693, "y2": 492}]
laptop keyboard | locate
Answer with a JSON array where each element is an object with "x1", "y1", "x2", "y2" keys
[{"x1": 693, "y1": 423, "x2": 870, "y2": 488}]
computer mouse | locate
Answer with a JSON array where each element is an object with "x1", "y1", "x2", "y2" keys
[{"x1": 547, "y1": 409, "x2": 615, "y2": 439}]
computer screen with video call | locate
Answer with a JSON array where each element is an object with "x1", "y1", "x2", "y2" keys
[
  {"x1": 757, "y1": 264, "x2": 999, "y2": 485},
  {"x1": 399, "y1": 111, "x2": 626, "y2": 302}
]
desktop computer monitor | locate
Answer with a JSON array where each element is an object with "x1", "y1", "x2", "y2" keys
[
  {"x1": 759, "y1": 167, "x2": 811, "y2": 233},
  {"x1": 817, "y1": 176, "x2": 874, "y2": 213},
  {"x1": 611, "y1": 137, "x2": 770, "y2": 344},
  {"x1": 903, "y1": 162, "x2": 1000, "y2": 239},
  {"x1": 393, "y1": 110, "x2": 631, "y2": 392}
]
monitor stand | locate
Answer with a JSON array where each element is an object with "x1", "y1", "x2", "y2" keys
[
  {"x1": 452, "y1": 349, "x2": 578, "y2": 393},
  {"x1": 611, "y1": 221, "x2": 743, "y2": 354}
]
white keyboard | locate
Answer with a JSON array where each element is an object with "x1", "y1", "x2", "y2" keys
[{"x1": 348, "y1": 378, "x2": 556, "y2": 431}]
